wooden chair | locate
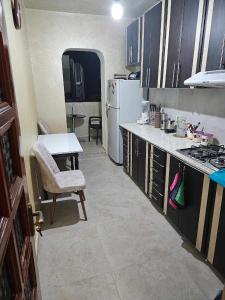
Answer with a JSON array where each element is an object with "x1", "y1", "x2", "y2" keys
[
  {"x1": 88, "y1": 116, "x2": 102, "y2": 145},
  {"x1": 33, "y1": 143, "x2": 87, "y2": 224}
]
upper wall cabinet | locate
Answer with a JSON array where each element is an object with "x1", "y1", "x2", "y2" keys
[
  {"x1": 141, "y1": 2, "x2": 163, "y2": 88},
  {"x1": 201, "y1": 0, "x2": 225, "y2": 71},
  {"x1": 126, "y1": 18, "x2": 142, "y2": 67},
  {"x1": 163, "y1": 0, "x2": 204, "y2": 88}
]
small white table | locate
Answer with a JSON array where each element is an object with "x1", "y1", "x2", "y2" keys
[{"x1": 37, "y1": 133, "x2": 83, "y2": 169}]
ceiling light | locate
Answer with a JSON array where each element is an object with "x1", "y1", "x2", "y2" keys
[{"x1": 111, "y1": 0, "x2": 124, "y2": 20}]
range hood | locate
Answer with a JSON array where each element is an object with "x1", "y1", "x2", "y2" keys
[{"x1": 184, "y1": 70, "x2": 225, "y2": 88}]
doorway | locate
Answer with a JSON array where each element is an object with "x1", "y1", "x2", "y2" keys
[{"x1": 62, "y1": 50, "x2": 102, "y2": 141}]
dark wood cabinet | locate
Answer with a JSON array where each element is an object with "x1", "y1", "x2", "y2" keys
[
  {"x1": 126, "y1": 19, "x2": 141, "y2": 66},
  {"x1": 132, "y1": 134, "x2": 146, "y2": 191},
  {"x1": 167, "y1": 156, "x2": 204, "y2": 245},
  {"x1": 142, "y1": 2, "x2": 162, "y2": 88},
  {"x1": 165, "y1": 0, "x2": 200, "y2": 88},
  {"x1": 122, "y1": 128, "x2": 129, "y2": 173},
  {"x1": 207, "y1": 185, "x2": 225, "y2": 278},
  {"x1": 205, "y1": 0, "x2": 225, "y2": 70}
]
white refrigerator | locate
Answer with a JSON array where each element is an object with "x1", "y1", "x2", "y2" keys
[{"x1": 107, "y1": 79, "x2": 143, "y2": 164}]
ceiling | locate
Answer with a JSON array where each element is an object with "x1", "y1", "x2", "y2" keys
[{"x1": 23, "y1": 0, "x2": 157, "y2": 18}]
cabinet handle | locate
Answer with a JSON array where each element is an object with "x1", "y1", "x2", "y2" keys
[
  {"x1": 219, "y1": 36, "x2": 225, "y2": 69},
  {"x1": 176, "y1": 63, "x2": 180, "y2": 88},
  {"x1": 131, "y1": 46, "x2": 133, "y2": 63},
  {"x1": 172, "y1": 63, "x2": 176, "y2": 88},
  {"x1": 153, "y1": 186, "x2": 164, "y2": 197},
  {"x1": 146, "y1": 68, "x2": 149, "y2": 87},
  {"x1": 137, "y1": 139, "x2": 139, "y2": 157},
  {"x1": 129, "y1": 46, "x2": 131, "y2": 64},
  {"x1": 153, "y1": 160, "x2": 164, "y2": 168},
  {"x1": 148, "y1": 68, "x2": 151, "y2": 87}
]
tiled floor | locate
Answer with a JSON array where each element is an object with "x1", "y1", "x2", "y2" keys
[{"x1": 38, "y1": 141, "x2": 223, "y2": 300}]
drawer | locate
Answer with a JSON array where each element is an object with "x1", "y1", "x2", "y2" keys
[
  {"x1": 151, "y1": 186, "x2": 164, "y2": 208},
  {"x1": 152, "y1": 176, "x2": 165, "y2": 194},
  {"x1": 152, "y1": 160, "x2": 165, "y2": 181},
  {"x1": 153, "y1": 146, "x2": 166, "y2": 165}
]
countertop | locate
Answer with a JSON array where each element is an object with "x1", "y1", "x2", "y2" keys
[{"x1": 120, "y1": 123, "x2": 217, "y2": 175}]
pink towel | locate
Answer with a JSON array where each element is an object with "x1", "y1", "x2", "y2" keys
[
  {"x1": 170, "y1": 172, "x2": 180, "y2": 192},
  {"x1": 169, "y1": 199, "x2": 178, "y2": 209}
]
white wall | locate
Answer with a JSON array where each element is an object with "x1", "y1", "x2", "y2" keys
[
  {"x1": 149, "y1": 88, "x2": 225, "y2": 144},
  {"x1": 25, "y1": 9, "x2": 132, "y2": 148},
  {"x1": 3, "y1": 0, "x2": 38, "y2": 208}
]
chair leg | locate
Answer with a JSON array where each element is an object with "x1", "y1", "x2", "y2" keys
[
  {"x1": 78, "y1": 191, "x2": 87, "y2": 221},
  {"x1": 50, "y1": 194, "x2": 57, "y2": 224}
]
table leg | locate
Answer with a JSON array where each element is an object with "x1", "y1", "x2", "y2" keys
[
  {"x1": 70, "y1": 156, "x2": 74, "y2": 170},
  {"x1": 75, "y1": 154, "x2": 79, "y2": 169}
]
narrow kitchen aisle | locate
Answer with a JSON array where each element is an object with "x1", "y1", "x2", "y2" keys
[{"x1": 38, "y1": 141, "x2": 222, "y2": 300}]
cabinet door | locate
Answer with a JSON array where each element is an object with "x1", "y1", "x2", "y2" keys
[
  {"x1": 142, "y1": 3, "x2": 162, "y2": 88},
  {"x1": 205, "y1": 0, "x2": 225, "y2": 70},
  {"x1": 167, "y1": 156, "x2": 204, "y2": 245},
  {"x1": 165, "y1": 0, "x2": 184, "y2": 88},
  {"x1": 132, "y1": 134, "x2": 139, "y2": 184},
  {"x1": 211, "y1": 187, "x2": 225, "y2": 277},
  {"x1": 126, "y1": 19, "x2": 140, "y2": 66},
  {"x1": 179, "y1": 164, "x2": 204, "y2": 244},
  {"x1": 178, "y1": 0, "x2": 200, "y2": 87},
  {"x1": 137, "y1": 137, "x2": 146, "y2": 191},
  {"x1": 122, "y1": 129, "x2": 129, "y2": 173}
]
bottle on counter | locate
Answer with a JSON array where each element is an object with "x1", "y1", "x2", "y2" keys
[
  {"x1": 160, "y1": 107, "x2": 166, "y2": 130},
  {"x1": 155, "y1": 112, "x2": 161, "y2": 128}
]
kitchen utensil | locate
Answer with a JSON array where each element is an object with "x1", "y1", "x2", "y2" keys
[
  {"x1": 155, "y1": 112, "x2": 161, "y2": 128},
  {"x1": 176, "y1": 116, "x2": 187, "y2": 137}
]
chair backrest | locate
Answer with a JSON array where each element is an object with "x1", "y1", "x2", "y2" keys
[
  {"x1": 89, "y1": 116, "x2": 102, "y2": 126},
  {"x1": 38, "y1": 120, "x2": 49, "y2": 135},
  {"x1": 33, "y1": 143, "x2": 60, "y2": 193}
]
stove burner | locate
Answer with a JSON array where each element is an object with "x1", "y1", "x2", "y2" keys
[{"x1": 177, "y1": 144, "x2": 225, "y2": 170}]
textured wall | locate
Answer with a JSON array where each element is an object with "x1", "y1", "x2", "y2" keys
[
  {"x1": 149, "y1": 88, "x2": 225, "y2": 144},
  {"x1": 25, "y1": 9, "x2": 131, "y2": 148},
  {"x1": 3, "y1": 0, "x2": 38, "y2": 207}
]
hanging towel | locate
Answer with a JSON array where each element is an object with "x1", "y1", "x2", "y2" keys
[
  {"x1": 169, "y1": 166, "x2": 185, "y2": 209},
  {"x1": 170, "y1": 172, "x2": 180, "y2": 192},
  {"x1": 209, "y1": 169, "x2": 225, "y2": 188},
  {"x1": 175, "y1": 180, "x2": 185, "y2": 207},
  {"x1": 169, "y1": 198, "x2": 178, "y2": 209}
]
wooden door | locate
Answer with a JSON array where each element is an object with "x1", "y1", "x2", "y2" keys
[
  {"x1": 205, "y1": 0, "x2": 225, "y2": 70},
  {"x1": 165, "y1": 0, "x2": 184, "y2": 88},
  {"x1": 0, "y1": 2, "x2": 40, "y2": 299},
  {"x1": 178, "y1": 0, "x2": 200, "y2": 87}
]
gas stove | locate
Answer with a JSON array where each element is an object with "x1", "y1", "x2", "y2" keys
[{"x1": 177, "y1": 145, "x2": 225, "y2": 170}]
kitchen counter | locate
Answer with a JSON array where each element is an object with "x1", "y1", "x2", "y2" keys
[{"x1": 120, "y1": 123, "x2": 216, "y2": 175}]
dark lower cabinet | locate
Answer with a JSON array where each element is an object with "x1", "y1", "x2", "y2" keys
[
  {"x1": 122, "y1": 128, "x2": 129, "y2": 173},
  {"x1": 211, "y1": 188, "x2": 225, "y2": 278},
  {"x1": 167, "y1": 156, "x2": 204, "y2": 245},
  {"x1": 132, "y1": 134, "x2": 146, "y2": 192}
]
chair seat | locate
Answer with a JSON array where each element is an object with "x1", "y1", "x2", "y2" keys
[{"x1": 55, "y1": 170, "x2": 86, "y2": 193}]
